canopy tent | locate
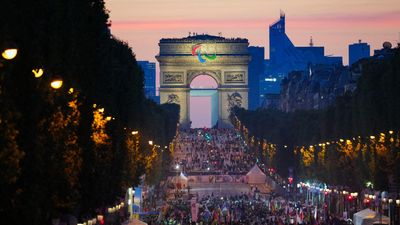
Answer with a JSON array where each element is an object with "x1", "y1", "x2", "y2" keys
[
  {"x1": 246, "y1": 164, "x2": 267, "y2": 184},
  {"x1": 353, "y1": 208, "x2": 389, "y2": 225},
  {"x1": 172, "y1": 172, "x2": 188, "y2": 189}
]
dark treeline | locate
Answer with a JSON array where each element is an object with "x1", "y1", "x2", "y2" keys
[
  {"x1": 0, "y1": 0, "x2": 179, "y2": 224},
  {"x1": 234, "y1": 49, "x2": 400, "y2": 190}
]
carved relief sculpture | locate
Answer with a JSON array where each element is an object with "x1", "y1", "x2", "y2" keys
[
  {"x1": 225, "y1": 71, "x2": 245, "y2": 83},
  {"x1": 167, "y1": 94, "x2": 180, "y2": 104},
  {"x1": 227, "y1": 92, "x2": 243, "y2": 113},
  {"x1": 163, "y1": 72, "x2": 184, "y2": 84}
]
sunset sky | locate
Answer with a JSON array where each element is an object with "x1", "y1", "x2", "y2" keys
[
  {"x1": 105, "y1": 0, "x2": 400, "y2": 126},
  {"x1": 105, "y1": 0, "x2": 400, "y2": 64}
]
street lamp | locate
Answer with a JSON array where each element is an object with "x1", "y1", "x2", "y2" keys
[
  {"x1": 32, "y1": 68, "x2": 44, "y2": 78},
  {"x1": 1, "y1": 48, "x2": 17, "y2": 60},
  {"x1": 131, "y1": 131, "x2": 139, "y2": 135},
  {"x1": 50, "y1": 78, "x2": 63, "y2": 89},
  {"x1": 1, "y1": 41, "x2": 18, "y2": 60},
  {"x1": 148, "y1": 140, "x2": 153, "y2": 146}
]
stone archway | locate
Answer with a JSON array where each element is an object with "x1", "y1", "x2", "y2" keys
[
  {"x1": 189, "y1": 74, "x2": 219, "y2": 128},
  {"x1": 156, "y1": 34, "x2": 250, "y2": 128}
]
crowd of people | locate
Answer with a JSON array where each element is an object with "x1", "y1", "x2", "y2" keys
[
  {"x1": 136, "y1": 128, "x2": 356, "y2": 225},
  {"x1": 141, "y1": 192, "x2": 352, "y2": 225},
  {"x1": 173, "y1": 129, "x2": 254, "y2": 174}
]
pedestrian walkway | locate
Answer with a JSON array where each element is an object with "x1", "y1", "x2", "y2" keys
[{"x1": 173, "y1": 128, "x2": 253, "y2": 174}]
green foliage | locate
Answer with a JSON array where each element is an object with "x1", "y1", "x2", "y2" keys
[
  {"x1": 235, "y1": 49, "x2": 400, "y2": 189},
  {"x1": 0, "y1": 1, "x2": 179, "y2": 224}
]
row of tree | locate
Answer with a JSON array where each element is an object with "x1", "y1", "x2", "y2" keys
[
  {"x1": 0, "y1": 1, "x2": 179, "y2": 224},
  {"x1": 233, "y1": 48, "x2": 400, "y2": 191}
]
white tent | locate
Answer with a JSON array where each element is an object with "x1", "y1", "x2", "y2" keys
[
  {"x1": 353, "y1": 208, "x2": 389, "y2": 225},
  {"x1": 246, "y1": 164, "x2": 267, "y2": 184}
]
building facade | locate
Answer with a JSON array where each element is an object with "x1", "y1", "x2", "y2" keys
[
  {"x1": 156, "y1": 34, "x2": 250, "y2": 128},
  {"x1": 137, "y1": 61, "x2": 157, "y2": 101},
  {"x1": 248, "y1": 46, "x2": 265, "y2": 110},
  {"x1": 349, "y1": 40, "x2": 370, "y2": 66},
  {"x1": 260, "y1": 12, "x2": 343, "y2": 108}
]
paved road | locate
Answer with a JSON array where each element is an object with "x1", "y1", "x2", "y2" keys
[{"x1": 189, "y1": 182, "x2": 251, "y2": 198}]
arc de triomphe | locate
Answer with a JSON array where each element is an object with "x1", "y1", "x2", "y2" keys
[{"x1": 156, "y1": 34, "x2": 250, "y2": 128}]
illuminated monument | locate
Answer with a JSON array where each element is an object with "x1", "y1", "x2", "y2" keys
[{"x1": 156, "y1": 34, "x2": 250, "y2": 128}]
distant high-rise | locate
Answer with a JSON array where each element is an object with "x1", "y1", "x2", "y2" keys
[
  {"x1": 261, "y1": 12, "x2": 343, "y2": 104},
  {"x1": 349, "y1": 40, "x2": 370, "y2": 65},
  {"x1": 269, "y1": 12, "x2": 296, "y2": 65},
  {"x1": 269, "y1": 13, "x2": 342, "y2": 70},
  {"x1": 248, "y1": 46, "x2": 265, "y2": 110},
  {"x1": 137, "y1": 61, "x2": 157, "y2": 101}
]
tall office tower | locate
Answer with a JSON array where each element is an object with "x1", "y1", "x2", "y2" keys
[
  {"x1": 349, "y1": 40, "x2": 370, "y2": 65},
  {"x1": 248, "y1": 46, "x2": 265, "y2": 110},
  {"x1": 269, "y1": 11, "x2": 298, "y2": 66},
  {"x1": 262, "y1": 12, "x2": 343, "y2": 101},
  {"x1": 137, "y1": 61, "x2": 156, "y2": 100}
]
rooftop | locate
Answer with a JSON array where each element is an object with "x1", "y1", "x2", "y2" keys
[{"x1": 160, "y1": 34, "x2": 248, "y2": 43}]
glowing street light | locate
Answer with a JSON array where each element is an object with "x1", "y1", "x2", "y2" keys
[
  {"x1": 148, "y1": 140, "x2": 153, "y2": 146},
  {"x1": 131, "y1": 131, "x2": 139, "y2": 135},
  {"x1": 50, "y1": 79, "x2": 63, "y2": 89},
  {"x1": 1, "y1": 48, "x2": 18, "y2": 60},
  {"x1": 105, "y1": 116, "x2": 112, "y2": 121},
  {"x1": 32, "y1": 68, "x2": 44, "y2": 78}
]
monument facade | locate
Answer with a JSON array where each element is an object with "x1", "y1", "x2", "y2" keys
[{"x1": 156, "y1": 34, "x2": 250, "y2": 128}]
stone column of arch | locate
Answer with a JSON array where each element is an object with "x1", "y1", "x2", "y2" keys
[{"x1": 156, "y1": 34, "x2": 250, "y2": 129}]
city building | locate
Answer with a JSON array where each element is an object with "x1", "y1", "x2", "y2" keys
[
  {"x1": 373, "y1": 41, "x2": 396, "y2": 59},
  {"x1": 137, "y1": 61, "x2": 158, "y2": 103},
  {"x1": 248, "y1": 46, "x2": 265, "y2": 110},
  {"x1": 349, "y1": 40, "x2": 370, "y2": 66},
  {"x1": 260, "y1": 12, "x2": 343, "y2": 108},
  {"x1": 261, "y1": 93, "x2": 280, "y2": 109},
  {"x1": 279, "y1": 64, "x2": 352, "y2": 112}
]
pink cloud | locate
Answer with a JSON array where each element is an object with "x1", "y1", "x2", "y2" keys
[
  {"x1": 111, "y1": 19, "x2": 272, "y2": 30},
  {"x1": 110, "y1": 10, "x2": 400, "y2": 31}
]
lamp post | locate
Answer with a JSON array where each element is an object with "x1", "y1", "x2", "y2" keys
[
  {"x1": 32, "y1": 68, "x2": 44, "y2": 78},
  {"x1": 1, "y1": 41, "x2": 18, "y2": 60},
  {"x1": 0, "y1": 40, "x2": 18, "y2": 70},
  {"x1": 127, "y1": 187, "x2": 134, "y2": 221},
  {"x1": 388, "y1": 198, "x2": 393, "y2": 225},
  {"x1": 50, "y1": 78, "x2": 63, "y2": 89},
  {"x1": 395, "y1": 199, "x2": 400, "y2": 225}
]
